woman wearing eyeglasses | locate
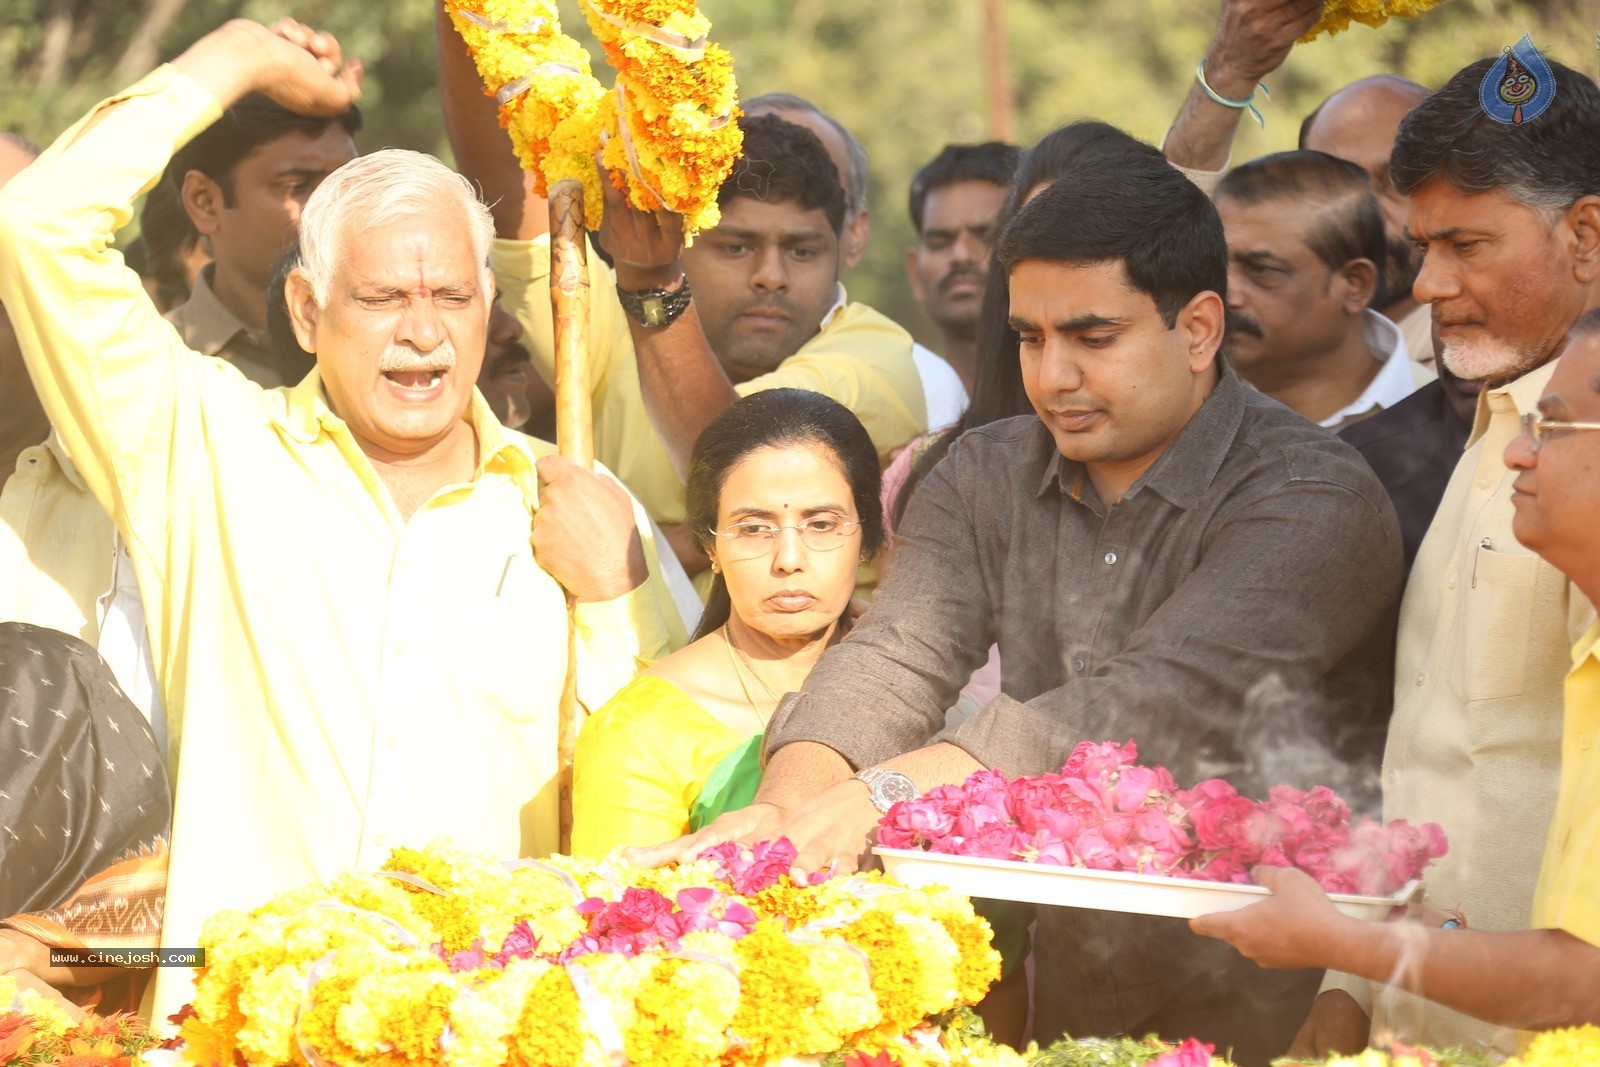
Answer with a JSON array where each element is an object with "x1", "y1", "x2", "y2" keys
[{"x1": 571, "y1": 389, "x2": 884, "y2": 856}]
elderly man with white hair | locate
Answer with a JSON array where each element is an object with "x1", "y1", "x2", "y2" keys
[{"x1": 0, "y1": 18, "x2": 685, "y2": 1021}]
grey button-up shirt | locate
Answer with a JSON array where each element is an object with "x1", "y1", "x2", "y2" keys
[
  {"x1": 766, "y1": 361, "x2": 1403, "y2": 1060},
  {"x1": 768, "y1": 360, "x2": 1403, "y2": 799}
]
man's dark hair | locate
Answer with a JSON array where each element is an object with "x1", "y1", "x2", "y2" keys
[
  {"x1": 907, "y1": 142, "x2": 1022, "y2": 233},
  {"x1": 168, "y1": 93, "x2": 363, "y2": 206},
  {"x1": 719, "y1": 114, "x2": 847, "y2": 236},
  {"x1": 138, "y1": 174, "x2": 199, "y2": 311},
  {"x1": 1567, "y1": 306, "x2": 1600, "y2": 344},
  {"x1": 745, "y1": 92, "x2": 868, "y2": 213},
  {"x1": 265, "y1": 248, "x2": 316, "y2": 384},
  {"x1": 1391, "y1": 56, "x2": 1600, "y2": 209},
  {"x1": 997, "y1": 153, "x2": 1227, "y2": 327},
  {"x1": 892, "y1": 122, "x2": 1165, "y2": 530},
  {"x1": 0, "y1": 131, "x2": 40, "y2": 159},
  {"x1": 1216, "y1": 150, "x2": 1387, "y2": 298}
]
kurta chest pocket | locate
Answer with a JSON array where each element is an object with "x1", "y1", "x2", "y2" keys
[{"x1": 1460, "y1": 543, "x2": 1539, "y2": 703}]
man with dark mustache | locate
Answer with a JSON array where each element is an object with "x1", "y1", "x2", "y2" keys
[
  {"x1": 1215, "y1": 150, "x2": 1429, "y2": 430},
  {"x1": 905, "y1": 142, "x2": 1022, "y2": 428}
]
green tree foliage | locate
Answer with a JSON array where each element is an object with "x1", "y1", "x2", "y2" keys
[{"x1": 0, "y1": 0, "x2": 1591, "y2": 340}]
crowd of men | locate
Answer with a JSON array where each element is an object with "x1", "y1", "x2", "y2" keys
[{"x1": 0, "y1": 0, "x2": 1597, "y2": 1062}]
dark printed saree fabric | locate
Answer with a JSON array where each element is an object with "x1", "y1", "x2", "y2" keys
[{"x1": 0, "y1": 621, "x2": 170, "y2": 918}]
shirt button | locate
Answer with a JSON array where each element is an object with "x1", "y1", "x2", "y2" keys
[
  {"x1": 393, "y1": 642, "x2": 408, "y2": 657},
  {"x1": 1581, "y1": 736, "x2": 1593, "y2": 751},
  {"x1": 1073, "y1": 657, "x2": 1086, "y2": 672},
  {"x1": 1415, "y1": 671, "x2": 1428, "y2": 687},
  {"x1": 384, "y1": 735, "x2": 399, "y2": 751},
  {"x1": 1477, "y1": 477, "x2": 1489, "y2": 489},
  {"x1": 1104, "y1": 552, "x2": 1118, "y2": 565},
  {"x1": 1446, "y1": 574, "x2": 1457, "y2": 588}
]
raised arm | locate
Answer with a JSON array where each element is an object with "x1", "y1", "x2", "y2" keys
[
  {"x1": 0, "y1": 20, "x2": 358, "y2": 538},
  {"x1": 591, "y1": 176, "x2": 742, "y2": 482},
  {"x1": 435, "y1": 1, "x2": 548, "y2": 240},
  {"x1": 1163, "y1": 0, "x2": 1322, "y2": 183}
]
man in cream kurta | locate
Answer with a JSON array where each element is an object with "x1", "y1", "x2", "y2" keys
[
  {"x1": 1370, "y1": 362, "x2": 1594, "y2": 1051},
  {"x1": 0, "y1": 21, "x2": 684, "y2": 1022},
  {"x1": 1309, "y1": 53, "x2": 1600, "y2": 1057}
]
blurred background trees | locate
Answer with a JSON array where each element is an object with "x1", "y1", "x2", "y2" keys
[{"x1": 0, "y1": 0, "x2": 1591, "y2": 343}]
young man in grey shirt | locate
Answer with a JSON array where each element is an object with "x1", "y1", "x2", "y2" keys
[{"x1": 644, "y1": 151, "x2": 1403, "y2": 1065}]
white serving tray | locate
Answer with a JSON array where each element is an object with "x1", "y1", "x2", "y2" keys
[{"x1": 874, "y1": 847, "x2": 1419, "y2": 921}]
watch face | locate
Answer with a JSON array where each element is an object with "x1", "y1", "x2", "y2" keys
[
  {"x1": 640, "y1": 295, "x2": 668, "y2": 326},
  {"x1": 879, "y1": 773, "x2": 918, "y2": 807}
]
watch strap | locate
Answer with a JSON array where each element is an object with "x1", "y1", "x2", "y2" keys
[{"x1": 616, "y1": 274, "x2": 692, "y2": 328}]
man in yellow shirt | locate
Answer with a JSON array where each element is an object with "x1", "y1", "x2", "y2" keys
[
  {"x1": 1190, "y1": 308, "x2": 1600, "y2": 1036},
  {"x1": 1243, "y1": 54, "x2": 1600, "y2": 1058},
  {"x1": 0, "y1": 18, "x2": 683, "y2": 1022},
  {"x1": 437, "y1": 17, "x2": 926, "y2": 575}
]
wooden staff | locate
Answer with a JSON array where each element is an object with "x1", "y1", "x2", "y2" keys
[{"x1": 548, "y1": 178, "x2": 593, "y2": 852}]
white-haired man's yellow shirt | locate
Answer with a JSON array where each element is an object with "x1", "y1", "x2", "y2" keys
[
  {"x1": 0, "y1": 65, "x2": 684, "y2": 1024},
  {"x1": 493, "y1": 239, "x2": 928, "y2": 529}
]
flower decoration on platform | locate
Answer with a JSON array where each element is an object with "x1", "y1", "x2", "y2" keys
[
  {"x1": 447, "y1": 0, "x2": 741, "y2": 236},
  {"x1": 0, "y1": 973, "x2": 158, "y2": 1066},
  {"x1": 878, "y1": 740, "x2": 1447, "y2": 897},
  {"x1": 1298, "y1": 0, "x2": 1448, "y2": 43},
  {"x1": 169, "y1": 838, "x2": 999, "y2": 1066}
]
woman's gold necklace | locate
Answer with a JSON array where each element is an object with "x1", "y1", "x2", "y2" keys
[{"x1": 724, "y1": 624, "x2": 781, "y2": 727}]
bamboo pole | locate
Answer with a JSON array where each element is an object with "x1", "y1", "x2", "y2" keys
[
  {"x1": 983, "y1": 0, "x2": 1015, "y2": 143},
  {"x1": 548, "y1": 178, "x2": 593, "y2": 853}
]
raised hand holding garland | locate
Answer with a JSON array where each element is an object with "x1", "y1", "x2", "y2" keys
[{"x1": 447, "y1": 0, "x2": 742, "y2": 236}]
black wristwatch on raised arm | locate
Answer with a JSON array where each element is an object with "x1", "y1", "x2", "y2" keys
[{"x1": 616, "y1": 274, "x2": 693, "y2": 328}]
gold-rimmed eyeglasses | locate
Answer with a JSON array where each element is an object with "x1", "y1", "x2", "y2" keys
[
  {"x1": 1521, "y1": 412, "x2": 1600, "y2": 452},
  {"x1": 709, "y1": 518, "x2": 862, "y2": 560}
]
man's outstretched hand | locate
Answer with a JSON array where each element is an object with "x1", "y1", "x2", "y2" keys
[
  {"x1": 172, "y1": 18, "x2": 362, "y2": 116},
  {"x1": 624, "y1": 801, "x2": 791, "y2": 869},
  {"x1": 626, "y1": 778, "x2": 882, "y2": 879}
]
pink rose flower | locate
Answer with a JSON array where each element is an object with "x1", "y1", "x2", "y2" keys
[{"x1": 1147, "y1": 1037, "x2": 1216, "y2": 1067}]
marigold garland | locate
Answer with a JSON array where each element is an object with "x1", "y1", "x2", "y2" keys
[
  {"x1": 447, "y1": 0, "x2": 741, "y2": 237},
  {"x1": 1299, "y1": 0, "x2": 1448, "y2": 42},
  {"x1": 166, "y1": 839, "x2": 997, "y2": 1066}
]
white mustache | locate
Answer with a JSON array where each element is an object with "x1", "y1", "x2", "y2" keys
[{"x1": 379, "y1": 337, "x2": 457, "y2": 373}]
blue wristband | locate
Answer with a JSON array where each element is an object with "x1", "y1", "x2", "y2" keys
[{"x1": 1195, "y1": 60, "x2": 1271, "y2": 129}]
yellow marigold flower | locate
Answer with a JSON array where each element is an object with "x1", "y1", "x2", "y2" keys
[
  {"x1": 1299, "y1": 0, "x2": 1442, "y2": 41},
  {"x1": 624, "y1": 956, "x2": 741, "y2": 1067},
  {"x1": 509, "y1": 965, "x2": 586, "y2": 1067},
  {"x1": 334, "y1": 966, "x2": 456, "y2": 1064},
  {"x1": 447, "y1": 958, "x2": 551, "y2": 1067},
  {"x1": 1505, "y1": 1024, "x2": 1600, "y2": 1066},
  {"x1": 10, "y1": 985, "x2": 74, "y2": 1038},
  {"x1": 836, "y1": 912, "x2": 962, "y2": 1043},
  {"x1": 871, "y1": 887, "x2": 1001, "y2": 1006},
  {"x1": 729, "y1": 922, "x2": 837, "y2": 1064}
]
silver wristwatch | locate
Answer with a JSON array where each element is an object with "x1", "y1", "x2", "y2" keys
[{"x1": 853, "y1": 767, "x2": 918, "y2": 813}]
